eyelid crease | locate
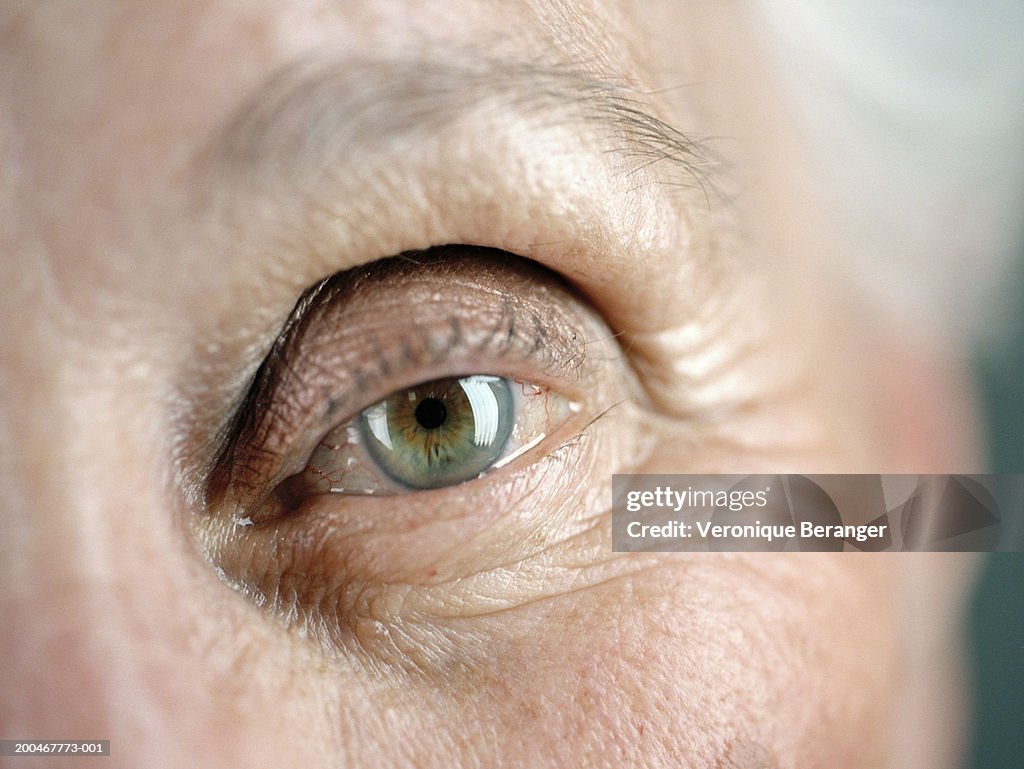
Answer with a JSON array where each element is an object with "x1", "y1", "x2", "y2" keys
[{"x1": 205, "y1": 247, "x2": 614, "y2": 513}]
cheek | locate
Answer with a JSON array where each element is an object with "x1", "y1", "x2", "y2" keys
[
  {"x1": 389, "y1": 555, "x2": 897, "y2": 768},
  {"x1": 197, "y1": 390, "x2": 898, "y2": 767}
]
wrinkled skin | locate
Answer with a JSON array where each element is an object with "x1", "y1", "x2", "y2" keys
[{"x1": 0, "y1": 2, "x2": 980, "y2": 768}]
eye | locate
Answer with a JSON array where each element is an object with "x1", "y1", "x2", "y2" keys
[
  {"x1": 283, "y1": 374, "x2": 577, "y2": 496},
  {"x1": 201, "y1": 248, "x2": 641, "y2": 640},
  {"x1": 207, "y1": 247, "x2": 624, "y2": 526}
]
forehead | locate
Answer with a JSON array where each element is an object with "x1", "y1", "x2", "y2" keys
[
  {"x1": 10, "y1": 0, "x2": 647, "y2": 132},
  {"x1": 2, "y1": 0, "x2": 659, "y2": 297}
]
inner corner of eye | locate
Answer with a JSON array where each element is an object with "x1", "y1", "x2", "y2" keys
[{"x1": 286, "y1": 374, "x2": 579, "y2": 498}]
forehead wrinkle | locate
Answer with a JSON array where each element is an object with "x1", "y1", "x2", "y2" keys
[{"x1": 201, "y1": 52, "x2": 718, "y2": 201}]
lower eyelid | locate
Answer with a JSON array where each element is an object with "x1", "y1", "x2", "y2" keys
[{"x1": 225, "y1": 420, "x2": 599, "y2": 560}]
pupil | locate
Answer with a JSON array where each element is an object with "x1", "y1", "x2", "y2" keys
[{"x1": 414, "y1": 397, "x2": 447, "y2": 430}]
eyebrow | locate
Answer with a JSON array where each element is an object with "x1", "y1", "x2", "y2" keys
[{"x1": 204, "y1": 53, "x2": 717, "y2": 200}]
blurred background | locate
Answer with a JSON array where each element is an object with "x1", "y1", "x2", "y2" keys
[
  {"x1": 748, "y1": 3, "x2": 1023, "y2": 765},
  {"x1": 970, "y1": 256, "x2": 1024, "y2": 769}
]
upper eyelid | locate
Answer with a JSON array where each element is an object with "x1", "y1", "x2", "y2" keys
[{"x1": 258, "y1": 250, "x2": 591, "y2": 417}]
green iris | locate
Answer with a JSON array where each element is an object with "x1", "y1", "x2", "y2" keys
[{"x1": 359, "y1": 375, "x2": 515, "y2": 489}]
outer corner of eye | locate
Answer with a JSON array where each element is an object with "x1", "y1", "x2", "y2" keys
[{"x1": 281, "y1": 374, "x2": 581, "y2": 499}]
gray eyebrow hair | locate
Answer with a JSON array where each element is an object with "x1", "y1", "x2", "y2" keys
[{"x1": 206, "y1": 54, "x2": 718, "y2": 200}]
